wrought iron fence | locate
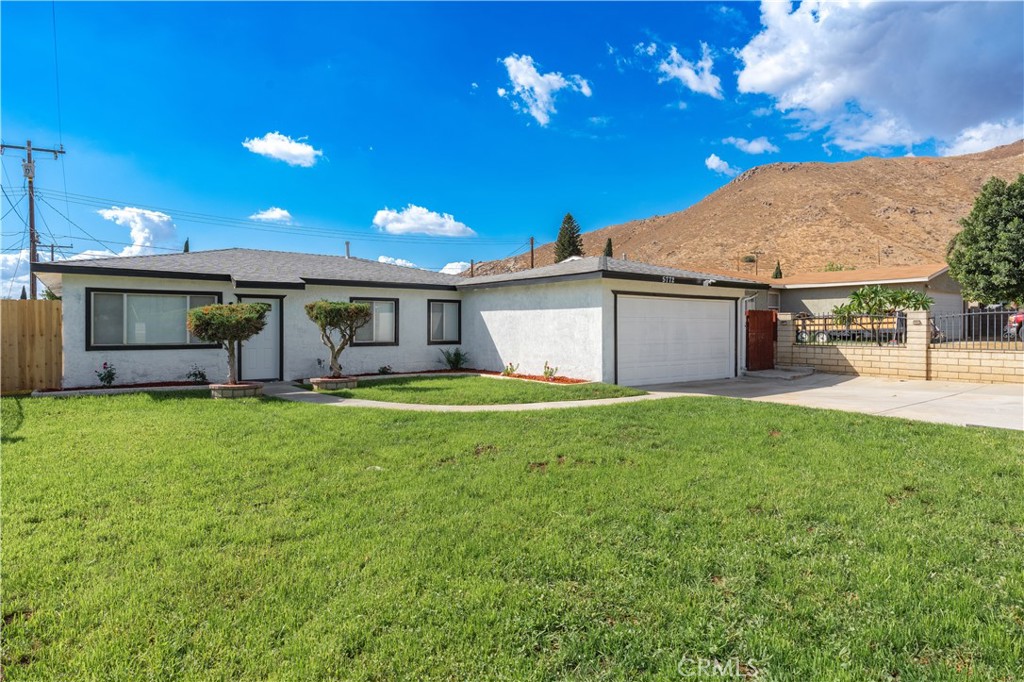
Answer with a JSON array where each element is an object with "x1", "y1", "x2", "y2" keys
[
  {"x1": 930, "y1": 309, "x2": 1024, "y2": 350},
  {"x1": 793, "y1": 313, "x2": 906, "y2": 346}
]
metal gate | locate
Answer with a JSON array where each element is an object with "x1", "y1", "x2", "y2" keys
[{"x1": 746, "y1": 310, "x2": 775, "y2": 371}]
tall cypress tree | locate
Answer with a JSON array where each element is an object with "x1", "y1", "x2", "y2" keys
[
  {"x1": 772, "y1": 260, "x2": 783, "y2": 279},
  {"x1": 553, "y1": 213, "x2": 584, "y2": 262},
  {"x1": 603, "y1": 238, "x2": 613, "y2": 258},
  {"x1": 183, "y1": 238, "x2": 190, "y2": 253}
]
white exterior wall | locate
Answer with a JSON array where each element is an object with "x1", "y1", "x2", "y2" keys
[
  {"x1": 597, "y1": 280, "x2": 749, "y2": 383},
  {"x1": 59, "y1": 274, "x2": 464, "y2": 387},
  {"x1": 460, "y1": 279, "x2": 605, "y2": 381}
]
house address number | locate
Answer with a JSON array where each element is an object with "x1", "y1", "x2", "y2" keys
[{"x1": 662, "y1": 276, "x2": 675, "y2": 284}]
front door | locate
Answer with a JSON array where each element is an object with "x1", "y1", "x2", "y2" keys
[
  {"x1": 746, "y1": 310, "x2": 775, "y2": 371},
  {"x1": 239, "y1": 297, "x2": 282, "y2": 381}
]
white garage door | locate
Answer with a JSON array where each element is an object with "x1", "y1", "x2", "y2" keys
[{"x1": 616, "y1": 295, "x2": 736, "y2": 386}]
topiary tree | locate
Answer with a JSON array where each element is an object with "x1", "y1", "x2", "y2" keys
[
  {"x1": 603, "y1": 238, "x2": 613, "y2": 258},
  {"x1": 832, "y1": 285, "x2": 932, "y2": 345},
  {"x1": 304, "y1": 300, "x2": 372, "y2": 377},
  {"x1": 772, "y1": 260, "x2": 783, "y2": 279},
  {"x1": 554, "y1": 213, "x2": 584, "y2": 262},
  {"x1": 947, "y1": 174, "x2": 1024, "y2": 305},
  {"x1": 187, "y1": 302, "x2": 270, "y2": 384}
]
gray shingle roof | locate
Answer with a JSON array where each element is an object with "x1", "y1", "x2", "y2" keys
[
  {"x1": 458, "y1": 256, "x2": 765, "y2": 288},
  {"x1": 34, "y1": 248, "x2": 463, "y2": 288}
]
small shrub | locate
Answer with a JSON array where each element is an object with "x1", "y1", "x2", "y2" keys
[
  {"x1": 187, "y1": 302, "x2": 271, "y2": 384},
  {"x1": 440, "y1": 347, "x2": 470, "y2": 370},
  {"x1": 542, "y1": 361, "x2": 558, "y2": 380},
  {"x1": 378, "y1": 365, "x2": 394, "y2": 375},
  {"x1": 741, "y1": 255, "x2": 757, "y2": 263},
  {"x1": 185, "y1": 364, "x2": 208, "y2": 384},
  {"x1": 501, "y1": 362, "x2": 519, "y2": 376},
  {"x1": 95, "y1": 362, "x2": 116, "y2": 387},
  {"x1": 304, "y1": 300, "x2": 373, "y2": 377}
]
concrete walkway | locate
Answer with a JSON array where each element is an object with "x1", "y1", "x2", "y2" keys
[
  {"x1": 263, "y1": 376, "x2": 1023, "y2": 429},
  {"x1": 639, "y1": 374, "x2": 1024, "y2": 431},
  {"x1": 261, "y1": 381, "x2": 675, "y2": 412}
]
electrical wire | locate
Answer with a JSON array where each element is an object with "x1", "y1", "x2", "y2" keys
[{"x1": 51, "y1": 1, "x2": 74, "y2": 244}]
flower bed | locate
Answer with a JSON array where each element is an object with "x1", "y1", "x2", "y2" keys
[{"x1": 350, "y1": 369, "x2": 589, "y2": 384}]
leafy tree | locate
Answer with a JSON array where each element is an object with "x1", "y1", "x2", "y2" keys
[
  {"x1": 183, "y1": 238, "x2": 190, "y2": 253},
  {"x1": 947, "y1": 174, "x2": 1024, "y2": 304},
  {"x1": 603, "y1": 238, "x2": 613, "y2": 258},
  {"x1": 832, "y1": 285, "x2": 932, "y2": 345},
  {"x1": 553, "y1": 213, "x2": 584, "y2": 262},
  {"x1": 304, "y1": 300, "x2": 372, "y2": 377},
  {"x1": 187, "y1": 302, "x2": 270, "y2": 384},
  {"x1": 772, "y1": 261, "x2": 783, "y2": 279},
  {"x1": 42, "y1": 288, "x2": 61, "y2": 301}
]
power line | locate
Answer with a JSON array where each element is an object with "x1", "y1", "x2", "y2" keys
[
  {"x1": 32, "y1": 187, "x2": 527, "y2": 246},
  {"x1": 50, "y1": 1, "x2": 74, "y2": 243},
  {"x1": 36, "y1": 195, "x2": 140, "y2": 254}
]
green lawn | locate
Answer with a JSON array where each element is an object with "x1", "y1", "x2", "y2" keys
[
  {"x1": 307, "y1": 375, "x2": 645, "y2": 404},
  {"x1": 2, "y1": 393, "x2": 1022, "y2": 680}
]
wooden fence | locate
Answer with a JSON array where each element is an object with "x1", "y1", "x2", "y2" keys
[{"x1": 1, "y1": 300, "x2": 62, "y2": 393}]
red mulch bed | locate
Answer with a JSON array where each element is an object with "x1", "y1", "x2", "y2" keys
[
  {"x1": 39, "y1": 381, "x2": 208, "y2": 393},
  {"x1": 352, "y1": 369, "x2": 588, "y2": 384}
]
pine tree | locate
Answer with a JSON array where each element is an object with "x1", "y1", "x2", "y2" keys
[
  {"x1": 553, "y1": 213, "x2": 584, "y2": 262},
  {"x1": 183, "y1": 238, "x2": 190, "y2": 253},
  {"x1": 19, "y1": 285, "x2": 27, "y2": 300},
  {"x1": 772, "y1": 260, "x2": 783, "y2": 279},
  {"x1": 603, "y1": 238, "x2": 613, "y2": 258}
]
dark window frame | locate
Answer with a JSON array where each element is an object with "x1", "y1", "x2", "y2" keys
[
  {"x1": 85, "y1": 287, "x2": 223, "y2": 351},
  {"x1": 349, "y1": 297, "x2": 400, "y2": 347},
  {"x1": 426, "y1": 299, "x2": 462, "y2": 345}
]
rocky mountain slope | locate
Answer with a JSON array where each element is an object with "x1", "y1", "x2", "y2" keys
[{"x1": 475, "y1": 141, "x2": 1023, "y2": 277}]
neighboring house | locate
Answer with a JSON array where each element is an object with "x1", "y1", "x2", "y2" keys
[
  {"x1": 32, "y1": 249, "x2": 769, "y2": 388},
  {"x1": 770, "y1": 263, "x2": 963, "y2": 318}
]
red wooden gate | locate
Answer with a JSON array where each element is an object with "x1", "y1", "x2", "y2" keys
[{"x1": 746, "y1": 310, "x2": 776, "y2": 371}]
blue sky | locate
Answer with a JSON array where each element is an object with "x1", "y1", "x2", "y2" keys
[{"x1": 2, "y1": 1, "x2": 1022, "y2": 294}]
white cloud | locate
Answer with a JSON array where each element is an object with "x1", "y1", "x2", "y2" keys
[
  {"x1": 736, "y1": 1, "x2": 1024, "y2": 152},
  {"x1": 242, "y1": 131, "x2": 323, "y2": 167},
  {"x1": 377, "y1": 255, "x2": 420, "y2": 269},
  {"x1": 498, "y1": 54, "x2": 592, "y2": 126},
  {"x1": 657, "y1": 43, "x2": 723, "y2": 99},
  {"x1": 372, "y1": 205, "x2": 476, "y2": 238},
  {"x1": 723, "y1": 136, "x2": 779, "y2": 154},
  {"x1": 248, "y1": 207, "x2": 292, "y2": 223},
  {"x1": 439, "y1": 261, "x2": 471, "y2": 275},
  {"x1": 634, "y1": 42, "x2": 658, "y2": 57},
  {"x1": 705, "y1": 153, "x2": 740, "y2": 177},
  {"x1": 751, "y1": 107, "x2": 774, "y2": 117},
  {"x1": 939, "y1": 119, "x2": 1024, "y2": 157},
  {"x1": 97, "y1": 206, "x2": 177, "y2": 257},
  {"x1": 471, "y1": 82, "x2": 479, "y2": 89},
  {"x1": 0, "y1": 249, "x2": 31, "y2": 297}
]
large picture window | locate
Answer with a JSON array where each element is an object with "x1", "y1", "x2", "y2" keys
[
  {"x1": 351, "y1": 298, "x2": 398, "y2": 346},
  {"x1": 428, "y1": 300, "x2": 461, "y2": 344},
  {"x1": 87, "y1": 289, "x2": 221, "y2": 350}
]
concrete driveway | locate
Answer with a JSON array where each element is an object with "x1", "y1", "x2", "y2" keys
[{"x1": 638, "y1": 374, "x2": 1024, "y2": 430}]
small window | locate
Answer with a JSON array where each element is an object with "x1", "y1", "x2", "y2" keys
[
  {"x1": 428, "y1": 300, "x2": 461, "y2": 344},
  {"x1": 88, "y1": 289, "x2": 221, "y2": 349},
  {"x1": 767, "y1": 292, "x2": 780, "y2": 311},
  {"x1": 351, "y1": 298, "x2": 398, "y2": 345}
]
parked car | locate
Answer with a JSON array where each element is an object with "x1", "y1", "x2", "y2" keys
[
  {"x1": 1005, "y1": 311, "x2": 1024, "y2": 341},
  {"x1": 795, "y1": 312, "x2": 905, "y2": 344}
]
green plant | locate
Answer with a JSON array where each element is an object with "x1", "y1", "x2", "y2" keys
[
  {"x1": 542, "y1": 361, "x2": 558, "y2": 380},
  {"x1": 439, "y1": 347, "x2": 470, "y2": 370},
  {"x1": 741, "y1": 254, "x2": 756, "y2": 263},
  {"x1": 304, "y1": 300, "x2": 373, "y2": 377},
  {"x1": 824, "y1": 261, "x2": 855, "y2": 272},
  {"x1": 94, "y1": 362, "x2": 116, "y2": 387},
  {"x1": 553, "y1": 212, "x2": 584, "y2": 262},
  {"x1": 603, "y1": 238, "x2": 613, "y2": 258},
  {"x1": 501, "y1": 362, "x2": 519, "y2": 376},
  {"x1": 772, "y1": 260, "x2": 783, "y2": 279},
  {"x1": 832, "y1": 285, "x2": 933, "y2": 345},
  {"x1": 185, "y1": 364, "x2": 208, "y2": 384},
  {"x1": 378, "y1": 365, "x2": 394, "y2": 375},
  {"x1": 947, "y1": 174, "x2": 1024, "y2": 304},
  {"x1": 187, "y1": 302, "x2": 270, "y2": 385}
]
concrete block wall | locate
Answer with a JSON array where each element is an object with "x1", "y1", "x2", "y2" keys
[{"x1": 777, "y1": 311, "x2": 1022, "y2": 385}]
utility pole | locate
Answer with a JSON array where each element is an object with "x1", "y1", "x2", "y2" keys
[
  {"x1": 1, "y1": 140, "x2": 66, "y2": 298},
  {"x1": 530, "y1": 237, "x2": 535, "y2": 269},
  {"x1": 46, "y1": 243, "x2": 73, "y2": 261},
  {"x1": 751, "y1": 249, "x2": 765, "y2": 276}
]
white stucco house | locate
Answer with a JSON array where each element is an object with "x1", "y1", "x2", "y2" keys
[{"x1": 31, "y1": 248, "x2": 771, "y2": 388}]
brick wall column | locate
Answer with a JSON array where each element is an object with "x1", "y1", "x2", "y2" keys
[
  {"x1": 904, "y1": 310, "x2": 929, "y2": 379},
  {"x1": 776, "y1": 312, "x2": 795, "y2": 367}
]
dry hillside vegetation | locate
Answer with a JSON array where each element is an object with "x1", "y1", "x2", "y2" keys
[{"x1": 475, "y1": 141, "x2": 1023, "y2": 277}]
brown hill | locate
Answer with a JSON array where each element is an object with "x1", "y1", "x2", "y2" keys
[{"x1": 475, "y1": 141, "x2": 1024, "y2": 278}]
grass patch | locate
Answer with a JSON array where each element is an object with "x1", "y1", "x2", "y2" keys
[
  {"x1": 306, "y1": 375, "x2": 645, "y2": 405},
  {"x1": 2, "y1": 393, "x2": 1023, "y2": 679}
]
